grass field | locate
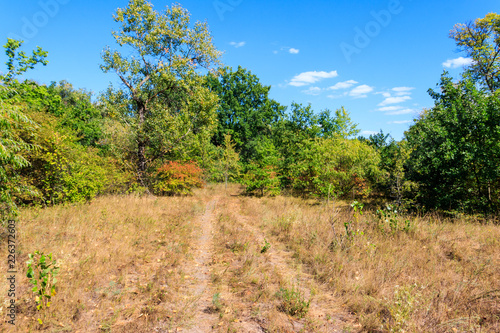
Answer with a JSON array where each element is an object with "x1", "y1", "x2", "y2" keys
[{"x1": 1, "y1": 184, "x2": 499, "y2": 332}]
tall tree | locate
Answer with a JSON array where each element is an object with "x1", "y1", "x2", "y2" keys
[
  {"x1": 205, "y1": 66, "x2": 285, "y2": 161},
  {"x1": 450, "y1": 13, "x2": 500, "y2": 92},
  {"x1": 405, "y1": 73, "x2": 500, "y2": 213},
  {"x1": 1, "y1": 39, "x2": 46, "y2": 219},
  {"x1": 100, "y1": 0, "x2": 221, "y2": 186}
]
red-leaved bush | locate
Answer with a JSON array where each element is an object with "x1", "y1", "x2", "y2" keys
[{"x1": 153, "y1": 161, "x2": 204, "y2": 196}]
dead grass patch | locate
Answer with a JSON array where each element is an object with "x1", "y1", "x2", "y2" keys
[
  {"x1": 239, "y1": 195, "x2": 500, "y2": 332},
  {"x1": 0, "y1": 194, "x2": 204, "y2": 332}
]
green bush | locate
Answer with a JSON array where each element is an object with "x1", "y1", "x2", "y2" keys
[{"x1": 290, "y1": 136, "x2": 381, "y2": 199}]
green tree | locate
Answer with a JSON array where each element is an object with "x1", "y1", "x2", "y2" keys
[
  {"x1": 1, "y1": 39, "x2": 47, "y2": 219},
  {"x1": 243, "y1": 136, "x2": 281, "y2": 196},
  {"x1": 405, "y1": 73, "x2": 500, "y2": 213},
  {"x1": 100, "y1": 0, "x2": 221, "y2": 187},
  {"x1": 450, "y1": 13, "x2": 500, "y2": 92},
  {"x1": 289, "y1": 136, "x2": 380, "y2": 199},
  {"x1": 222, "y1": 134, "x2": 240, "y2": 188},
  {"x1": 1, "y1": 38, "x2": 48, "y2": 83},
  {"x1": 205, "y1": 66, "x2": 285, "y2": 161},
  {"x1": 273, "y1": 103, "x2": 359, "y2": 189},
  {"x1": 0, "y1": 86, "x2": 37, "y2": 219},
  {"x1": 360, "y1": 131, "x2": 414, "y2": 206},
  {"x1": 318, "y1": 106, "x2": 360, "y2": 139}
]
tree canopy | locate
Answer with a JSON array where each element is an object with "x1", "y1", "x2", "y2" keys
[
  {"x1": 450, "y1": 13, "x2": 500, "y2": 92},
  {"x1": 101, "y1": 0, "x2": 222, "y2": 187}
]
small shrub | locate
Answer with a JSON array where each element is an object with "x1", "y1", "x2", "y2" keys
[
  {"x1": 260, "y1": 239, "x2": 271, "y2": 253},
  {"x1": 243, "y1": 163, "x2": 281, "y2": 197},
  {"x1": 212, "y1": 292, "x2": 223, "y2": 312},
  {"x1": 276, "y1": 285, "x2": 310, "y2": 318},
  {"x1": 153, "y1": 161, "x2": 204, "y2": 196},
  {"x1": 376, "y1": 204, "x2": 412, "y2": 234},
  {"x1": 26, "y1": 251, "x2": 59, "y2": 324}
]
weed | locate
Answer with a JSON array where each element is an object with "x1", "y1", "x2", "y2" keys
[
  {"x1": 376, "y1": 204, "x2": 412, "y2": 234},
  {"x1": 212, "y1": 292, "x2": 223, "y2": 312},
  {"x1": 260, "y1": 239, "x2": 271, "y2": 253},
  {"x1": 276, "y1": 285, "x2": 310, "y2": 318},
  {"x1": 383, "y1": 284, "x2": 422, "y2": 332},
  {"x1": 26, "y1": 251, "x2": 59, "y2": 324},
  {"x1": 26, "y1": 251, "x2": 59, "y2": 310}
]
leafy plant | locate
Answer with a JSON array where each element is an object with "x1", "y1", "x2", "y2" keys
[
  {"x1": 212, "y1": 292, "x2": 223, "y2": 312},
  {"x1": 26, "y1": 251, "x2": 59, "y2": 323},
  {"x1": 376, "y1": 204, "x2": 412, "y2": 234},
  {"x1": 243, "y1": 136, "x2": 281, "y2": 196},
  {"x1": 276, "y1": 285, "x2": 310, "y2": 318},
  {"x1": 260, "y1": 239, "x2": 271, "y2": 253},
  {"x1": 153, "y1": 161, "x2": 204, "y2": 196},
  {"x1": 383, "y1": 284, "x2": 422, "y2": 332}
]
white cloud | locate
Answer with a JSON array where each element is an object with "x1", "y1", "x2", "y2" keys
[
  {"x1": 378, "y1": 95, "x2": 411, "y2": 106},
  {"x1": 443, "y1": 57, "x2": 473, "y2": 68},
  {"x1": 327, "y1": 93, "x2": 347, "y2": 99},
  {"x1": 361, "y1": 130, "x2": 379, "y2": 136},
  {"x1": 392, "y1": 87, "x2": 414, "y2": 96},
  {"x1": 377, "y1": 106, "x2": 403, "y2": 112},
  {"x1": 289, "y1": 70, "x2": 338, "y2": 87},
  {"x1": 328, "y1": 80, "x2": 358, "y2": 90},
  {"x1": 388, "y1": 120, "x2": 412, "y2": 124},
  {"x1": 386, "y1": 108, "x2": 415, "y2": 115},
  {"x1": 349, "y1": 84, "x2": 374, "y2": 98},
  {"x1": 302, "y1": 86, "x2": 322, "y2": 95},
  {"x1": 392, "y1": 86, "x2": 414, "y2": 92},
  {"x1": 289, "y1": 48, "x2": 300, "y2": 54},
  {"x1": 229, "y1": 41, "x2": 246, "y2": 48}
]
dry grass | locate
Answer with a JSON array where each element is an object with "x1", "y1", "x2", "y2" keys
[
  {"x1": 0, "y1": 193, "x2": 205, "y2": 332},
  {"x1": 2, "y1": 185, "x2": 499, "y2": 332},
  {"x1": 239, "y1": 195, "x2": 500, "y2": 332},
  {"x1": 209, "y1": 188, "x2": 355, "y2": 332}
]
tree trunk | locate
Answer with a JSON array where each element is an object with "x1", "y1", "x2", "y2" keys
[{"x1": 136, "y1": 101, "x2": 149, "y2": 190}]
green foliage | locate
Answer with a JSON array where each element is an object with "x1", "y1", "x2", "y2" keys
[
  {"x1": 14, "y1": 109, "x2": 125, "y2": 205},
  {"x1": 47, "y1": 81, "x2": 104, "y2": 147},
  {"x1": 260, "y1": 239, "x2": 271, "y2": 253},
  {"x1": 26, "y1": 251, "x2": 59, "y2": 312},
  {"x1": 223, "y1": 134, "x2": 241, "y2": 178},
  {"x1": 4, "y1": 79, "x2": 106, "y2": 149},
  {"x1": 376, "y1": 204, "x2": 412, "y2": 234},
  {"x1": 1, "y1": 38, "x2": 48, "y2": 83},
  {"x1": 212, "y1": 292, "x2": 223, "y2": 312},
  {"x1": 273, "y1": 103, "x2": 360, "y2": 189},
  {"x1": 361, "y1": 132, "x2": 415, "y2": 207},
  {"x1": 276, "y1": 285, "x2": 310, "y2": 318},
  {"x1": 243, "y1": 136, "x2": 281, "y2": 196},
  {"x1": 289, "y1": 136, "x2": 381, "y2": 199},
  {"x1": 0, "y1": 86, "x2": 37, "y2": 219},
  {"x1": 205, "y1": 66, "x2": 285, "y2": 162},
  {"x1": 0, "y1": 40, "x2": 46, "y2": 219},
  {"x1": 405, "y1": 73, "x2": 500, "y2": 213},
  {"x1": 153, "y1": 161, "x2": 204, "y2": 196},
  {"x1": 450, "y1": 13, "x2": 500, "y2": 92},
  {"x1": 318, "y1": 106, "x2": 360, "y2": 139},
  {"x1": 100, "y1": 0, "x2": 221, "y2": 186}
]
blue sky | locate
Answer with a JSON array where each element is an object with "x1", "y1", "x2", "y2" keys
[{"x1": 1, "y1": 0, "x2": 499, "y2": 139}]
